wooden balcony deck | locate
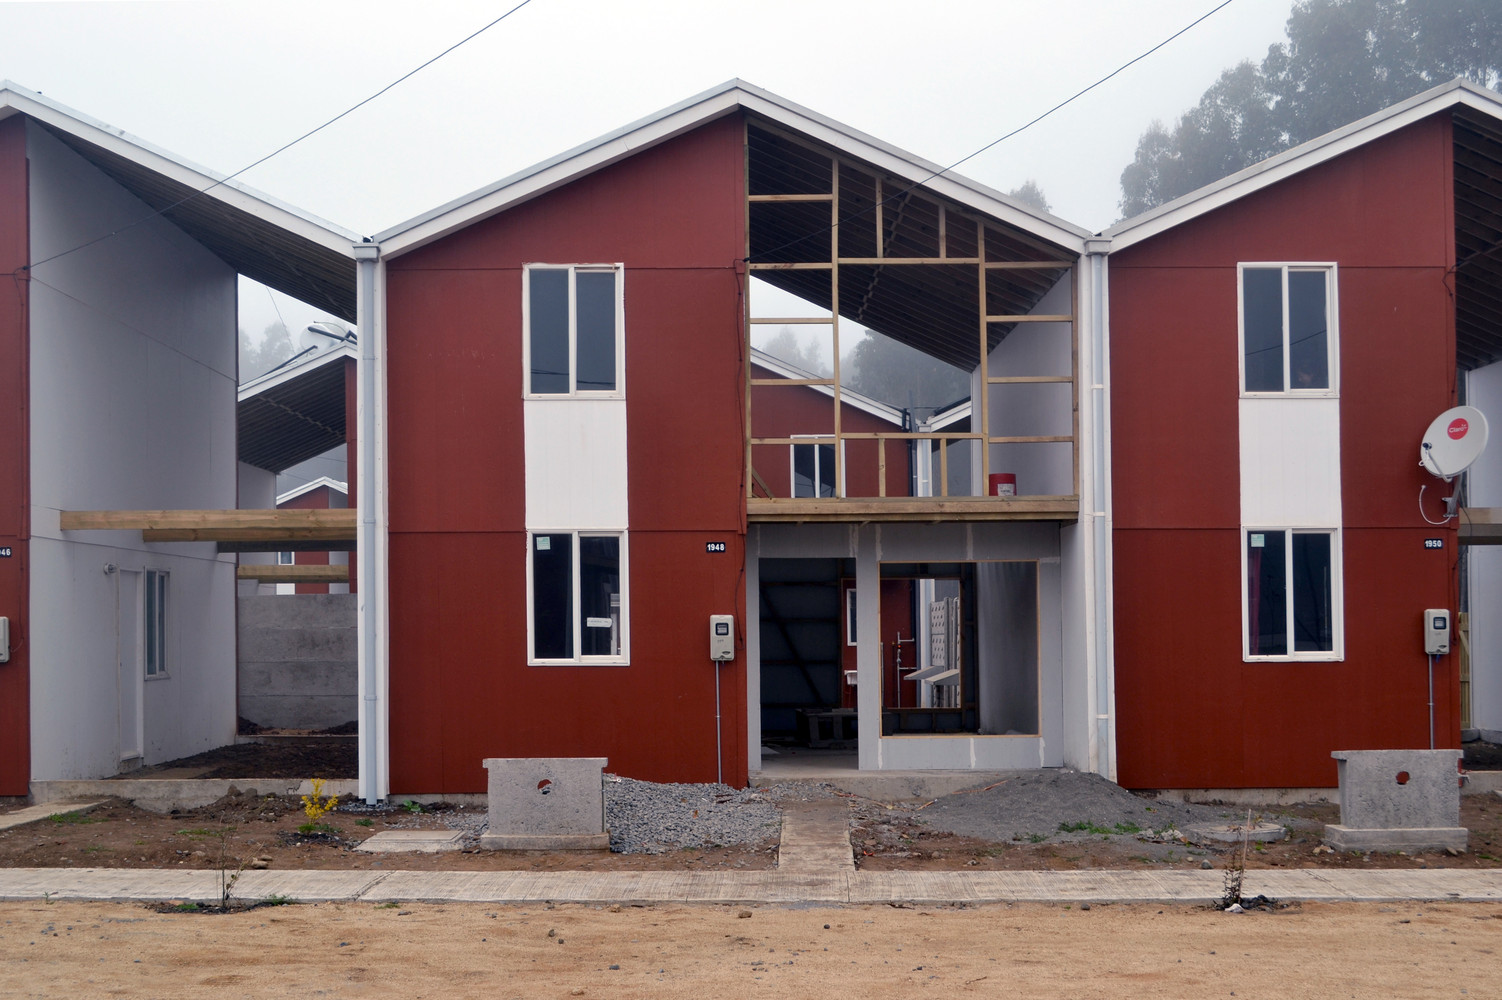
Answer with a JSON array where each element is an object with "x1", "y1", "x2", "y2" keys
[{"x1": 746, "y1": 496, "x2": 1079, "y2": 523}]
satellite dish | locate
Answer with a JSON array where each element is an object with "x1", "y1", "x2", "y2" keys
[
  {"x1": 1420, "y1": 405, "x2": 1489, "y2": 480},
  {"x1": 299, "y1": 321, "x2": 351, "y2": 353}
]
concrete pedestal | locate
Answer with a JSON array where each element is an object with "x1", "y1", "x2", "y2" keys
[
  {"x1": 478, "y1": 757, "x2": 610, "y2": 851},
  {"x1": 1324, "y1": 750, "x2": 1467, "y2": 853}
]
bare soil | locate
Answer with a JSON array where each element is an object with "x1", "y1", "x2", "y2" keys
[
  {"x1": 5, "y1": 898, "x2": 1502, "y2": 999},
  {"x1": 3, "y1": 738, "x2": 1497, "y2": 875}
]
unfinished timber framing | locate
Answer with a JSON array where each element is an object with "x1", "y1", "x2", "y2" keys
[
  {"x1": 742, "y1": 118, "x2": 1079, "y2": 522},
  {"x1": 236, "y1": 564, "x2": 351, "y2": 584}
]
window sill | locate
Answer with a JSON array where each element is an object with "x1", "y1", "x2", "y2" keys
[{"x1": 1243, "y1": 653, "x2": 1343, "y2": 663}]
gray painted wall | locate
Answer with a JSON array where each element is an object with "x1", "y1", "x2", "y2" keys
[
  {"x1": 237, "y1": 594, "x2": 357, "y2": 730},
  {"x1": 27, "y1": 122, "x2": 238, "y2": 778}
]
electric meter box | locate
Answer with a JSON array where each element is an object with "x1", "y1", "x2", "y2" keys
[
  {"x1": 709, "y1": 615, "x2": 735, "y2": 661},
  {"x1": 1424, "y1": 609, "x2": 1451, "y2": 656}
]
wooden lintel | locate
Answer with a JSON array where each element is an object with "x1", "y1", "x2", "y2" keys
[
  {"x1": 747, "y1": 193, "x2": 833, "y2": 202},
  {"x1": 984, "y1": 314, "x2": 1074, "y2": 324},
  {"x1": 749, "y1": 378, "x2": 835, "y2": 388},
  {"x1": 747, "y1": 262, "x2": 833, "y2": 271},
  {"x1": 748, "y1": 317, "x2": 832, "y2": 325},
  {"x1": 236, "y1": 565, "x2": 350, "y2": 584},
  {"x1": 986, "y1": 375, "x2": 1073, "y2": 384},
  {"x1": 981, "y1": 261, "x2": 1074, "y2": 270},
  {"x1": 62, "y1": 509, "x2": 356, "y2": 532}
]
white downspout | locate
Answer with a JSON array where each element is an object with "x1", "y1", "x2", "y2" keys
[
  {"x1": 1086, "y1": 240, "x2": 1116, "y2": 782},
  {"x1": 354, "y1": 242, "x2": 384, "y2": 804}
]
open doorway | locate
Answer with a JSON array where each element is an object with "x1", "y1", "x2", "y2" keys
[
  {"x1": 758, "y1": 558, "x2": 855, "y2": 748},
  {"x1": 880, "y1": 561, "x2": 1040, "y2": 737}
]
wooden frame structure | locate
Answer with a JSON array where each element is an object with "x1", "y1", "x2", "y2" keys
[{"x1": 742, "y1": 120, "x2": 1080, "y2": 522}]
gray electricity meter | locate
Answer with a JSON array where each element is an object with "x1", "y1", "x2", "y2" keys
[
  {"x1": 1424, "y1": 609, "x2": 1450, "y2": 656},
  {"x1": 710, "y1": 615, "x2": 735, "y2": 661}
]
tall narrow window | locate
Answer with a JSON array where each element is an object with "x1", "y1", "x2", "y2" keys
[
  {"x1": 525, "y1": 265, "x2": 623, "y2": 396},
  {"x1": 1245, "y1": 529, "x2": 1340, "y2": 659},
  {"x1": 144, "y1": 569, "x2": 167, "y2": 677},
  {"x1": 529, "y1": 531, "x2": 627, "y2": 664},
  {"x1": 1239, "y1": 264, "x2": 1336, "y2": 394}
]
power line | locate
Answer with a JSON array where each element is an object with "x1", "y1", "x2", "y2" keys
[
  {"x1": 749, "y1": 0, "x2": 1238, "y2": 261},
  {"x1": 24, "y1": 0, "x2": 537, "y2": 273}
]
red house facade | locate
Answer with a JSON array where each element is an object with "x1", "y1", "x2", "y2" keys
[{"x1": 1105, "y1": 81, "x2": 1502, "y2": 789}]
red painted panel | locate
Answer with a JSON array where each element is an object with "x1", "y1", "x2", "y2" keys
[
  {"x1": 279, "y1": 485, "x2": 345, "y2": 595},
  {"x1": 1108, "y1": 267, "x2": 1242, "y2": 529},
  {"x1": 0, "y1": 116, "x2": 28, "y2": 795},
  {"x1": 749, "y1": 364, "x2": 911, "y2": 499},
  {"x1": 385, "y1": 116, "x2": 749, "y2": 791},
  {"x1": 1114, "y1": 526, "x2": 1456, "y2": 789},
  {"x1": 387, "y1": 530, "x2": 746, "y2": 793}
]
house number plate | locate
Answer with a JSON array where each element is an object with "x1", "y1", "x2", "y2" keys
[{"x1": 705, "y1": 542, "x2": 726, "y2": 553}]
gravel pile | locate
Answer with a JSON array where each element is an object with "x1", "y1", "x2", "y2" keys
[
  {"x1": 915, "y1": 770, "x2": 1239, "y2": 842},
  {"x1": 603, "y1": 776, "x2": 782, "y2": 854}
]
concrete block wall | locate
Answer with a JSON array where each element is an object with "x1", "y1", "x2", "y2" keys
[{"x1": 237, "y1": 594, "x2": 356, "y2": 730}]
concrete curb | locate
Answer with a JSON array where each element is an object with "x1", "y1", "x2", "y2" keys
[{"x1": 3, "y1": 867, "x2": 1501, "y2": 906}]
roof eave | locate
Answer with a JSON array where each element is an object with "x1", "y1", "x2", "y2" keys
[{"x1": 1104, "y1": 78, "x2": 1501, "y2": 251}]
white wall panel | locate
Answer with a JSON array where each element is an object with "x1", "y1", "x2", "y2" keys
[
  {"x1": 1467, "y1": 362, "x2": 1502, "y2": 733},
  {"x1": 27, "y1": 122, "x2": 238, "y2": 778},
  {"x1": 1239, "y1": 397, "x2": 1342, "y2": 526},
  {"x1": 523, "y1": 398, "x2": 628, "y2": 528}
]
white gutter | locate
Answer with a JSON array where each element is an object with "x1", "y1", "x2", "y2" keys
[
  {"x1": 354, "y1": 243, "x2": 384, "y2": 803},
  {"x1": 1086, "y1": 240, "x2": 1116, "y2": 782}
]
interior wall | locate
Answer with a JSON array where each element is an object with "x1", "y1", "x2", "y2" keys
[
  {"x1": 975, "y1": 561, "x2": 1040, "y2": 735},
  {"x1": 983, "y1": 273, "x2": 1075, "y2": 497},
  {"x1": 26, "y1": 122, "x2": 238, "y2": 778}
]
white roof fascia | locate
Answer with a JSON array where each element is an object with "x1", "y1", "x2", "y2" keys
[
  {"x1": 0, "y1": 81, "x2": 361, "y2": 255},
  {"x1": 749, "y1": 348, "x2": 904, "y2": 425},
  {"x1": 1105, "y1": 78, "x2": 1502, "y2": 251},
  {"x1": 921, "y1": 399, "x2": 972, "y2": 432},
  {"x1": 277, "y1": 476, "x2": 348, "y2": 506},
  {"x1": 377, "y1": 80, "x2": 1091, "y2": 258},
  {"x1": 238, "y1": 341, "x2": 358, "y2": 400}
]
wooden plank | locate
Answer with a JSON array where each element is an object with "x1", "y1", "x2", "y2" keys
[
  {"x1": 747, "y1": 496, "x2": 1080, "y2": 522},
  {"x1": 987, "y1": 435, "x2": 1074, "y2": 444},
  {"x1": 61, "y1": 509, "x2": 356, "y2": 531},
  {"x1": 981, "y1": 261, "x2": 1074, "y2": 270},
  {"x1": 747, "y1": 193, "x2": 833, "y2": 202},
  {"x1": 749, "y1": 379, "x2": 835, "y2": 388},
  {"x1": 748, "y1": 317, "x2": 832, "y2": 325},
  {"x1": 236, "y1": 564, "x2": 350, "y2": 584},
  {"x1": 984, "y1": 314, "x2": 1074, "y2": 323},
  {"x1": 747, "y1": 262, "x2": 833, "y2": 271},
  {"x1": 145, "y1": 526, "x2": 356, "y2": 543},
  {"x1": 985, "y1": 375, "x2": 1073, "y2": 384},
  {"x1": 832, "y1": 256, "x2": 982, "y2": 265}
]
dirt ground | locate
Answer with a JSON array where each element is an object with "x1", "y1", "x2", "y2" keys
[
  {"x1": 3, "y1": 898, "x2": 1500, "y2": 999},
  {"x1": 2, "y1": 738, "x2": 1496, "y2": 875}
]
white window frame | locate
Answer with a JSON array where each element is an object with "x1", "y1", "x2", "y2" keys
[
  {"x1": 526, "y1": 529, "x2": 630, "y2": 666},
  {"x1": 277, "y1": 551, "x2": 294, "y2": 566},
  {"x1": 790, "y1": 437, "x2": 845, "y2": 498},
  {"x1": 522, "y1": 263, "x2": 625, "y2": 399},
  {"x1": 1237, "y1": 262, "x2": 1339, "y2": 397},
  {"x1": 144, "y1": 568, "x2": 169, "y2": 679},
  {"x1": 1241, "y1": 526, "x2": 1344, "y2": 662}
]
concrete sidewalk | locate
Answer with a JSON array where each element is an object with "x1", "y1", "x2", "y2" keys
[{"x1": 1, "y1": 865, "x2": 1501, "y2": 906}]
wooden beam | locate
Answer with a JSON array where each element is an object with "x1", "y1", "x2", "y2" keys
[
  {"x1": 1460, "y1": 508, "x2": 1502, "y2": 545},
  {"x1": 219, "y1": 539, "x2": 357, "y2": 554},
  {"x1": 146, "y1": 527, "x2": 355, "y2": 543},
  {"x1": 61, "y1": 509, "x2": 356, "y2": 531},
  {"x1": 236, "y1": 565, "x2": 350, "y2": 584},
  {"x1": 984, "y1": 314, "x2": 1074, "y2": 324},
  {"x1": 747, "y1": 496, "x2": 1079, "y2": 523}
]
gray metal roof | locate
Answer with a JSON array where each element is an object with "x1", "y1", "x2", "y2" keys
[{"x1": 238, "y1": 346, "x2": 354, "y2": 473}]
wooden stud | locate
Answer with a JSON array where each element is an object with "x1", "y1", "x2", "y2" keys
[{"x1": 61, "y1": 509, "x2": 356, "y2": 531}]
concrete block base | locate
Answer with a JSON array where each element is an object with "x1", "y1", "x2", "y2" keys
[
  {"x1": 1324, "y1": 825, "x2": 1468, "y2": 853},
  {"x1": 478, "y1": 832, "x2": 611, "y2": 851}
]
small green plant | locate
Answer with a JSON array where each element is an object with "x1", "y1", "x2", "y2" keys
[
  {"x1": 171, "y1": 902, "x2": 201, "y2": 912},
  {"x1": 177, "y1": 828, "x2": 219, "y2": 839},
  {"x1": 1025, "y1": 833, "x2": 1046, "y2": 844},
  {"x1": 299, "y1": 778, "x2": 340, "y2": 834},
  {"x1": 355, "y1": 818, "x2": 374, "y2": 828},
  {"x1": 1112, "y1": 822, "x2": 1142, "y2": 835},
  {"x1": 401, "y1": 799, "x2": 424, "y2": 814},
  {"x1": 1058, "y1": 820, "x2": 1112, "y2": 835},
  {"x1": 261, "y1": 894, "x2": 297, "y2": 907},
  {"x1": 49, "y1": 811, "x2": 102, "y2": 825},
  {"x1": 376, "y1": 901, "x2": 400, "y2": 909}
]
